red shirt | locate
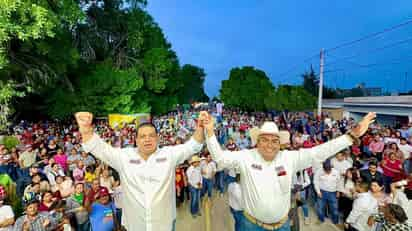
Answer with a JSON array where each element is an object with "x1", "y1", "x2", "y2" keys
[{"x1": 382, "y1": 159, "x2": 402, "y2": 178}]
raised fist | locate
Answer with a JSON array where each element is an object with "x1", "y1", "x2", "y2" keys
[{"x1": 74, "y1": 112, "x2": 94, "y2": 142}]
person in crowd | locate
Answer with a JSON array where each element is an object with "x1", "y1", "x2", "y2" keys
[
  {"x1": 99, "y1": 168, "x2": 115, "y2": 193},
  {"x1": 175, "y1": 165, "x2": 187, "y2": 206},
  {"x1": 338, "y1": 168, "x2": 359, "y2": 222},
  {"x1": 360, "y1": 160, "x2": 383, "y2": 185},
  {"x1": 389, "y1": 180, "x2": 412, "y2": 227},
  {"x1": 186, "y1": 156, "x2": 202, "y2": 218},
  {"x1": 38, "y1": 191, "x2": 55, "y2": 212},
  {"x1": 13, "y1": 192, "x2": 53, "y2": 231},
  {"x1": 72, "y1": 160, "x2": 86, "y2": 183},
  {"x1": 399, "y1": 138, "x2": 412, "y2": 174},
  {"x1": 368, "y1": 203, "x2": 411, "y2": 231},
  {"x1": 203, "y1": 111, "x2": 376, "y2": 231},
  {"x1": 85, "y1": 186, "x2": 116, "y2": 231},
  {"x1": 314, "y1": 160, "x2": 340, "y2": 224},
  {"x1": 200, "y1": 154, "x2": 216, "y2": 200},
  {"x1": 228, "y1": 174, "x2": 242, "y2": 231},
  {"x1": 293, "y1": 169, "x2": 311, "y2": 225},
  {"x1": 67, "y1": 148, "x2": 80, "y2": 173},
  {"x1": 0, "y1": 186, "x2": 14, "y2": 231},
  {"x1": 18, "y1": 145, "x2": 36, "y2": 169},
  {"x1": 369, "y1": 135, "x2": 385, "y2": 162},
  {"x1": 79, "y1": 151, "x2": 95, "y2": 168},
  {"x1": 76, "y1": 111, "x2": 205, "y2": 231},
  {"x1": 236, "y1": 132, "x2": 250, "y2": 150},
  {"x1": 53, "y1": 149, "x2": 68, "y2": 174},
  {"x1": 381, "y1": 152, "x2": 404, "y2": 193},
  {"x1": 66, "y1": 182, "x2": 90, "y2": 231},
  {"x1": 370, "y1": 180, "x2": 392, "y2": 208},
  {"x1": 345, "y1": 182, "x2": 378, "y2": 231},
  {"x1": 332, "y1": 152, "x2": 353, "y2": 178}
]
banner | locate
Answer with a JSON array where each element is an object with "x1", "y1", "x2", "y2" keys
[{"x1": 108, "y1": 113, "x2": 151, "y2": 129}]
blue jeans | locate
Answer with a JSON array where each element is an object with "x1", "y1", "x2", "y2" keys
[
  {"x1": 189, "y1": 186, "x2": 201, "y2": 215},
  {"x1": 383, "y1": 175, "x2": 393, "y2": 194},
  {"x1": 230, "y1": 208, "x2": 242, "y2": 231},
  {"x1": 171, "y1": 219, "x2": 176, "y2": 231},
  {"x1": 299, "y1": 191, "x2": 309, "y2": 218},
  {"x1": 202, "y1": 178, "x2": 213, "y2": 198},
  {"x1": 215, "y1": 171, "x2": 225, "y2": 194},
  {"x1": 316, "y1": 190, "x2": 339, "y2": 224},
  {"x1": 239, "y1": 213, "x2": 291, "y2": 231},
  {"x1": 404, "y1": 160, "x2": 411, "y2": 175}
]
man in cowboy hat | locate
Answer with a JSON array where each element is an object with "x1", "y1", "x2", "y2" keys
[
  {"x1": 186, "y1": 155, "x2": 203, "y2": 218},
  {"x1": 201, "y1": 111, "x2": 376, "y2": 231},
  {"x1": 75, "y1": 112, "x2": 206, "y2": 231}
]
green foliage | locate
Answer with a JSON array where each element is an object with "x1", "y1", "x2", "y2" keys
[
  {"x1": 302, "y1": 66, "x2": 318, "y2": 96},
  {"x1": 0, "y1": 81, "x2": 26, "y2": 132},
  {"x1": 220, "y1": 66, "x2": 275, "y2": 111},
  {"x1": 178, "y1": 64, "x2": 209, "y2": 103},
  {"x1": 265, "y1": 85, "x2": 316, "y2": 111},
  {"x1": 47, "y1": 62, "x2": 148, "y2": 118},
  {"x1": 1, "y1": 136, "x2": 20, "y2": 150}
]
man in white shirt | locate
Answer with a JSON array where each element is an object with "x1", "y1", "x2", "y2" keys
[
  {"x1": 186, "y1": 156, "x2": 203, "y2": 218},
  {"x1": 314, "y1": 161, "x2": 340, "y2": 224},
  {"x1": 345, "y1": 182, "x2": 378, "y2": 231},
  {"x1": 331, "y1": 152, "x2": 352, "y2": 177},
  {"x1": 200, "y1": 154, "x2": 216, "y2": 199},
  {"x1": 399, "y1": 138, "x2": 412, "y2": 174},
  {"x1": 228, "y1": 174, "x2": 242, "y2": 231},
  {"x1": 202, "y1": 111, "x2": 376, "y2": 231},
  {"x1": 75, "y1": 112, "x2": 205, "y2": 231}
]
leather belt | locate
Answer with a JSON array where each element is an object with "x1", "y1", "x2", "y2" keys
[{"x1": 243, "y1": 211, "x2": 289, "y2": 230}]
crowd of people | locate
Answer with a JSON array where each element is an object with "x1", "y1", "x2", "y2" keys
[{"x1": 0, "y1": 104, "x2": 411, "y2": 230}]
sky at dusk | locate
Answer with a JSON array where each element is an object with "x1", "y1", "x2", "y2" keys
[{"x1": 147, "y1": 1, "x2": 412, "y2": 97}]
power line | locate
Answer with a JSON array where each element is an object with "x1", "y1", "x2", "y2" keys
[
  {"x1": 325, "y1": 18, "x2": 412, "y2": 53},
  {"x1": 324, "y1": 37, "x2": 412, "y2": 67}
]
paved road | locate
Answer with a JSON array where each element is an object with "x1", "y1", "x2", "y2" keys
[{"x1": 176, "y1": 193, "x2": 342, "y2": 231}]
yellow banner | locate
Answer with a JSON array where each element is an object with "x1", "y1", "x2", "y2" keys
[{"x1": 108, "y1": 113, "x2": 151, "y2": 128}]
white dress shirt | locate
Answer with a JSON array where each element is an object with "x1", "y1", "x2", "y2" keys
[
  {"x1": 228, "y1": 182, "x2": 243, "y2": 211},
  {"x1": 201, "y1": 161, "x2": 217, "y2": 179},
  {"x1": 314, "y1": 168, "x2": 340, "y2": 194},
  {"x1": 331, "y1": 158, "x2": 352, "y2": 176},
  {"x1": 346, "y1": 192, "x2": 378, "y2": 231},
  {"x1": 186, "y1": 165, "x2": 202, "y2": 188},
  {"x1": 392, "y1": 189, "x2": 412, "y2": 227},
  {"x1": 82, "y1": 134, "x2": 203, "y2": 231},
  {"x1": 206, "y1": 134, "x2": 352, "y2": 223},
  {"x1": 399, "y1": 144, "x2": 412, "y2": 160}
]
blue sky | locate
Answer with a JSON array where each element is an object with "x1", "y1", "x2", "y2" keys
[{"x1": 146, "y1": 1, "x2": 412, "y2": 97}]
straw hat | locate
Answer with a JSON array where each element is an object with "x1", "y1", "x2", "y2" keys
[
  {"x1": 189, "y1": 155, "x2": 201, "y2": 164},
  {"x1": 250, "y1": 122, "x2": 290, "y2": 146}
]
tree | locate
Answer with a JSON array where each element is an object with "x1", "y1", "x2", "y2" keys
[
  {"x1": 265, "y1": 85, "x2": 316, "y2": 111},
  {"x1": 302, "y1": 66, "x2": 319, "y2": 96},
  {"x1": 178, "y1": 64, "x2": 209, "y2": 104},
  {"x1": 0, "y1": 81, "x2": 27, "y2": 132},
  {"x1": 46, "y1": 62, "x2": 148, "y2": 119},
  {"x1": 220, "y1": 66, "x2": 275, "y2": 111}
]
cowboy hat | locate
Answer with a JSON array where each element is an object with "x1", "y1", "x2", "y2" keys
[
  {"x1": 189, "y1": 155, "x2": 201, "y2": 164},
  {"x1": 250, "y1": 122, "x2": 290, "y2": 146}
]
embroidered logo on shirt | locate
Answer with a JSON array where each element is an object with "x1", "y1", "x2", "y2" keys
[
  {"x1": 129, "y1": 159, "x2": 141, "y2": 165},
  {"x1": 275, "y1": 166, "x2": 287, "y2": 176},
  {"x1": 251, "y1": 164, "x2": 262, "y2": 170},
  {"x1": 156, "y1": 157, "x2": 167, "y2": 163}
]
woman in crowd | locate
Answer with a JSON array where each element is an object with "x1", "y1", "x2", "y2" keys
[{"x1": 338, "y1": 168, "x2": 359, "y2": 221}]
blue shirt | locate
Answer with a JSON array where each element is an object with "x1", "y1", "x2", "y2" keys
[{"x1": 90, "y1": 202, "x2": 115, "y2": 231}]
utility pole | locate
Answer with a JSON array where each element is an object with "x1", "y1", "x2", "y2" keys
[{"x1": 317, "y1": 49, "x2": 324, "y2": 118}]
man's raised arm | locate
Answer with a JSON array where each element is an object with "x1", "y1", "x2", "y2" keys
[
  {"x1": 203, "y1": 112, "x2": 243, "y2": 170},
  {"x1": 169, "y1": 119, "x2": 204, "y2": 166},
  {"x1": 289, "y1": 112, "x2": 376, "y2": 172},
  {"x1": 75, "y1": 112, "x2": 122, "y2": 171}
]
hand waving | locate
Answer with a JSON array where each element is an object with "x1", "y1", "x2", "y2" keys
[{"x1": 351, "y1": 112, "x2": 376, "y2": 138}]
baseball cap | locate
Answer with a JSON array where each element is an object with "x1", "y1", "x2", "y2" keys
[{"x1": 97, "y1": 186, "x2": 110, "y2": 198}]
